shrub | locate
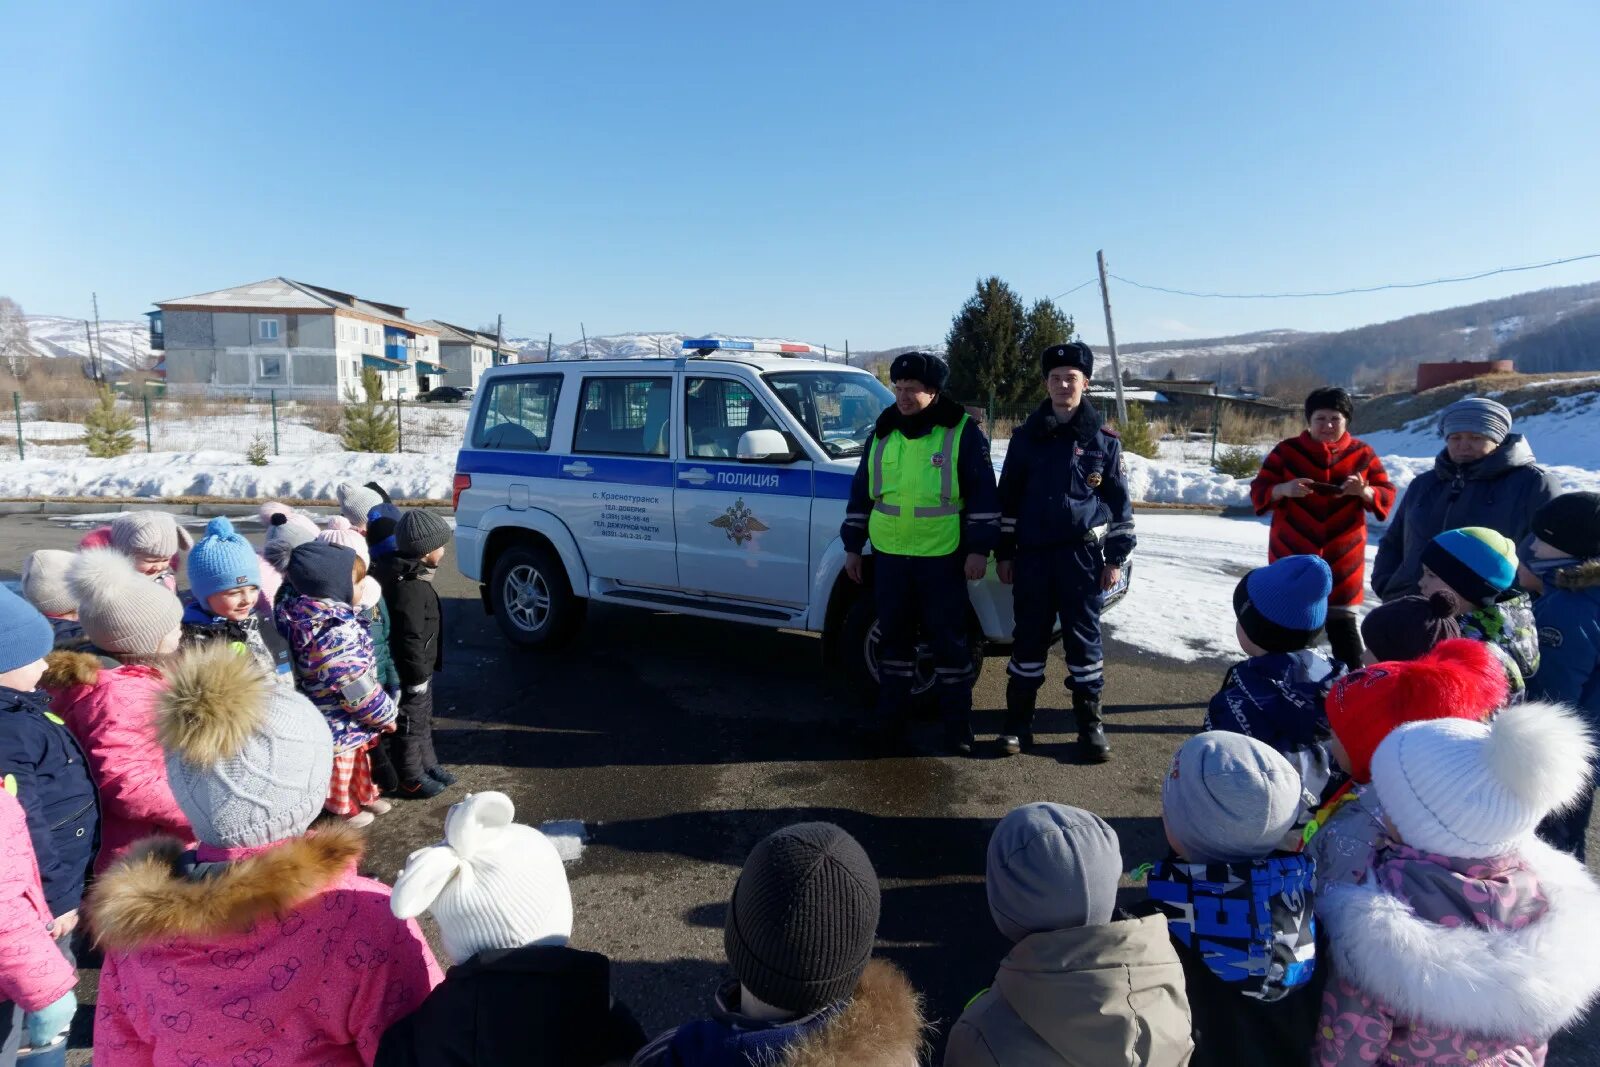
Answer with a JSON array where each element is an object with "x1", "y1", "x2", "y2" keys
[
  {"x1": 341, "y1": 370, "x2": 398, "y2": 453},
  {"x1": 83, "y1": 387, "x2": 136, "y2": 458},
  {"x1": 299, "y1": 401, "x2": 345, "y2": 436},
  {"x1": 1214, "y1": 443, "x2": 1265, "y2": 479},
  {"x1": 1218, "y1": 406, "x2": 1301, "y2": 445},
  {"x1": 245, "y1": 434, "x2": 270, "y2": 466},
  {"x1": 1113, "y1": 401, "x2": 1160, "y2": 459}
]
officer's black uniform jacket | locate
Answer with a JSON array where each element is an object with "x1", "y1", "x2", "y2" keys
[
  {"x1": 996, "y1": 399, "x2": 1135, "y2": 565},
  {"x1": 839, "y1": 395, "x2": 1001, "y2": 557}
]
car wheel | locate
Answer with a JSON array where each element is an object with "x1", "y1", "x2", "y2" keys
[
  {"x1": 839, "y1": 594, "x2": 984, "y2": 712},
  {"x1": 490, "y1": 543, "x2": 585, "y2": 649}
]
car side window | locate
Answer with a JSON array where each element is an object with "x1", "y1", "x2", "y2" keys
[
  {"x1": 573, "y1": 376, "x2": 673, "y2": 456},
  {"x1": 473, "y1": 375, "x2": 561, "y2": 451},
  {"x1": 684, "y1": 377, "x2": 782, "y2": 458}
]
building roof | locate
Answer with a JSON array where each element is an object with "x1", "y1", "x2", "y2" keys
[
  {"x1": 419, "y1": 320, "x2": 518, "y2": 354},
  {"x1": 155, "y1": 277, "x2": 437, "y2": 334}
]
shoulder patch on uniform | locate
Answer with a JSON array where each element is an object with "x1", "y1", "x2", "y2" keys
[
  {"x1": 1539, "y1": 626, "x2": 1564, "y2": 649},
  {"x1": 1102, "y1": 426, "x2": 1120, "y2": 438}
]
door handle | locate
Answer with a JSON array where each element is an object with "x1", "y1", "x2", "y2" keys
[
  {"x1": 678, "y1": 467, "x2": 713, "y2": 486},
  {"x1": 562, "y1": 461, "x2": 594, "y2": 478}
]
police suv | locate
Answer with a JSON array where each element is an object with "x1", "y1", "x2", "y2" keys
[{"x1": 451, "y1": 340, "x2": 1118, "y2": 700}]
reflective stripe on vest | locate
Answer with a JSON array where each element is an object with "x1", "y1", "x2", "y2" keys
[{"x1": 866, "y1": 415, "x2": 966, "y2": 556}]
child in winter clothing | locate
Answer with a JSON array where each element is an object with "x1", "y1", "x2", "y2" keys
[
  {"x1": 632, "y1": 821, "x2": 926, "y2": 1066},
  {"x1": 1419, "y1": 526, "x2": 1539, "y2": 700},
  {"x1": 0, "y1": 585, "x2": 99, "y2": 962},
  {"x1": 1148, "y1": 731, "x2": 1321, "y2": 1067},
  {"x1": 19, "y1": 550, "x2": 90, "y2": 652},
  {"x1": 338, "y1": 481, "x2": 384, "y2": 533},
  {"x1": 40, "y1": 549, "x2": 191, "y2": 874},
  {"x1": 180, "y1": 516, "x2": 293, "y2": 683},
  {"x1": 377, "y1": 791, "x2": 646, "y2": 1066},
  {"x1": 86, "y1": 643, "x2": 442, "y2": 1067},
  {"x1": 946, "y1": 803, "x2": 1193, "y2": 1067},
  {"x1": 255, "y1": 501, "x2": 319, "y2": 605},
  {"x1": 276, "y1": 542, "x2": 397, "y2": 826},
  {"x1": 1206, "y1": 554, "x2": 1343, "y2": 808},
  {"x1": 1520, "y1": 492, "x2": 1600, "y2": 859},
  {"x1": 364, "y1": 482, "x2": 402, "y2": 560},
  {"x1": 78, "y1": 510, "x2": 194, "y2": 592},
  {"x1": 1308, "y1": 638, "x2": 1507, "y2": 889},
  {"x1": 371, "y1": 510, "x2": 455, "y2": 799},
  {"x1": 1357, "y1": 592, "x2": 1461, "y2": 665},
  {"x1": 0, "y1": 788, "x2": 78, "y2": 1067},
  {"x1": 263, "y1": 507, "x2": 320, "y2": 606},
  {"x1": 1314, "y1": 702, "x2": 1600, "y2": 1066}
]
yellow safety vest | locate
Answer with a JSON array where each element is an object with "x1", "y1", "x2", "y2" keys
[{"x1": 867, "y1": 415, "x2": 967, "y2": 557}]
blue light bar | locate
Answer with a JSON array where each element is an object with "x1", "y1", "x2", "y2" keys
[
  {"x1": 682, "y1": 339, "x2": 815, "y2": 355},
  {"x1": 682, "y1": 339, "x2": 754, "y2": 351}
]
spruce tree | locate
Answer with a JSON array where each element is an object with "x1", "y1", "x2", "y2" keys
[
  {"x1": 340, "y1": 368, "x2": 399, "y2": 453},
  {"x1": 1020, "y1": 298, "x2": 1076, "y2": 384},
  {"x1": 945, "y1": 276, "x2": 1028, "y2": 408},
  {"x1": 83, "y1": 386, "x2": 136, "y2": 458}
]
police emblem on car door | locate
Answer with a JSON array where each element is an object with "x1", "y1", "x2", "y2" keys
[{"x1": 710, "y1": 498, "x2": 769, "y2": 546}]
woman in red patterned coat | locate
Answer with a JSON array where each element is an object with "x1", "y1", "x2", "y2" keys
[{"x1": 1251, "y1": 388, "x2": 1396, "y2": 670}]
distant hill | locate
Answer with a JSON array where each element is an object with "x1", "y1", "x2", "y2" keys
[
  {"x1": 24, "y1": 315, "x2": 155, "y2": 375},
  {"x1": 1111, "y1": 329, "x2": 1316, "y2": 376}
]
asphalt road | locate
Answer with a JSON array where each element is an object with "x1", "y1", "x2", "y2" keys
[{"x1": 3, "y1": 510, "x2": 1593, "y2": 1065}]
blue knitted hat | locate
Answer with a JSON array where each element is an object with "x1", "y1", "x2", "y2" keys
[
  {"x1": 1422, "y1": 527, "x2": 1518, "y2": 608},
  {"x1": 187, "y1": 517, "x2": 263, "y2": 605},
  {"x1": 1234, "y1": 555, "x2": 1332, "y2": 653},
  {"x1": 0, "y1": 583, "x2": 54, "y2": 676}
]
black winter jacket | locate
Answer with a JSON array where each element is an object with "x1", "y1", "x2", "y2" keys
[
  {"x1": 840, "y1": 395, "x2": 1000, "y2": 557},
  {"x1": 370, "y1": 555, "x2": 444, "y2": 687},
  {"x1": 373, "y1": 944, "x2": 645, "y2": 1067},
  {"x1": 997, "y1": 399, "x2": 1136, "y2": 564},
  {"x1": 0, "y1": 685, "x2": 99, "y2": 915}
]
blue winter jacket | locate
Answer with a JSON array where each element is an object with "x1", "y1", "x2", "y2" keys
[
  {"x1": 0, "y1": 685, "x2": 100, "y2": 916},
  {"x1": 1529, "y1": 558, "x2": 1600, "y2": 726},
  {"x1": 1372, "y1": 435, "x2": 1562, "y2": 600},
  {"x1": 1205, "y1": 649, "x2": 1343, "y2": 803},
  {"x1": 996, "y1": 400, "x2": 1136, "y2": 565}
]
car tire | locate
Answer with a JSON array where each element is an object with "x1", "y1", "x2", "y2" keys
[
  {"x1": 490, "y1": 543, "x2": 585, "y2": 649},
  {"x1": 839, "y1": 592, "x2": 984, "y2": 713}
]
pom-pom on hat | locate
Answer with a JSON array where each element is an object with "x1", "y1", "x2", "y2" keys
[
  {"x1": 1359, "y1": 593, "x2": 1462, "y2": 663},
  {"x1": 337, "y1": 483, "x2": 384, "y2": 529},
  {"x1": 1041, "y1": 341, "x2": 1094, "y2": 379},
  {"x1": 390, "y1": 792, "x2": 573, "y2": 965},
  {"x1": 1531, "y1": 492, "x2": 1600, "y2": 561},
  {"x1": 1373, "y1": 700, "x2": 1595, "y2": 859},
  {"x1": 68, "y1": 549, "x2": 184, "y2": 657},
  {"x1": 1233, "y1": 555, "x2": 1332, "y2": 653},
  {"x1": 158, "y1": 643, "x2": 333, "y2": 848},
  {"x1": 262, "y1": 509, "x2": 319, "y2": 574},
  {"x1": 109, "y1": 510, "x2": 194, "y2": 562},
  {"x1": 187, "y1": 517, "x2": 263, "y2": 604},
  {"x1": 20, "y1": 549, "x2": 79, "y2": 618},
  {"x1": 1327, "y1": 638, "x2": 1507, "y2": 783},
  {"x1": 0, "y1": 583, "x2": 53, "y2": 676},
  {"x1": 986, "y1": 803, "x2": 1120, "y2": 942},
  {"x1": 316, "y1": 516, "x2": 370, "y2": 568},
  {"x1": 1423, "y1": 527, "x2": 1518, "y2": 608},
  {"x1": 887, "y1": 351, "x2": 949, "y2": 392}
]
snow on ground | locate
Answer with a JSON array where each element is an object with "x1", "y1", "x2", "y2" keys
[
  {"x1": 1361, "y1": 389, "x2": 1600, "y2": 469},
  {"x1": 0, "y1": 450, "x2": 456, "y2": 501},
  {"x1": 540, "y1": 820, "x2": 588, "y2": 864}
]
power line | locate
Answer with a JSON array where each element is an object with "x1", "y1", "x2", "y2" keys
[
  {"x1": 1106, "y1": 252, "x2": 1600, "y2": 300},
  {"x1": 1053, "y1": 277, "x2": 1099, "y2": 300}
]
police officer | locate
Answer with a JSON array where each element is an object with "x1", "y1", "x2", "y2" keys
[
  {"x1": 995, "y1": 341, "x2": 1134, "y2": 761},
  {"x1": 841, "y1": 352, "x2": 1000, "y2": 755}
]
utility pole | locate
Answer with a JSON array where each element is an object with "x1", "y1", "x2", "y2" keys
[
  {"x1": 545, "y1": 332, "x2": 553, "y2": 362},
  {"x1": 580, "y1": 322, "x2": 589, "y2": 359},
  {"x1": 845, "y1": 340, "x2": 850, "y2": 366},
  {"x1": 1096, "y1": 250, "x2": 1129, "y2": 424},
  {"x1": 494, "y1": 313, "x2": 504, "y2": 365},
  {"x1": 92, "y1": 293, "x2": 105, "y2": 383},
  {"x1": 83, "y1": 321, "x2": 98, "y2": 383}
]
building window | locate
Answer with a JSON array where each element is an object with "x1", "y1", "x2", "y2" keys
[
  {"x1": 259, "y1": 319, "x2": 280, "y2": 341},
  {"x1": 363, "y1": 327, "x2": 371, "y2": 345},
  {"x1": 258, "y1": 354, "x2": 285, "y2": 381}
]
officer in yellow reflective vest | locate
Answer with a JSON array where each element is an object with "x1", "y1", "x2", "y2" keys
[{"x1": 841, "y1": 352, "x2": 1000, "y2": 755}]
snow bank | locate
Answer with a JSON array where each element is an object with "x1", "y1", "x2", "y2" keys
[
  {"x1": 1362, "y1": 390, "x2": 1600, "y2": 469},
  {"x1": 0, "y1": 450, "x2": 455, "y2": 501}
]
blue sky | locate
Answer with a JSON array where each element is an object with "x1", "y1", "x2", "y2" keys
[{"x1": 4, "y1": 2, "x2": 1599, "y2": 348}]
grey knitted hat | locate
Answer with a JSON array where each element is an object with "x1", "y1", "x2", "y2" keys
[
  {"x1": 337, "y1": 482, "x2": 384, "y2": 529},
  {"x1": 987, "y1": 803, "x2": 1121, "y2": 942},
  {"x1": 68, "y1": 549, "x2": 184, "y2": 656},
  {"x1": 21, "y1": 550, "x2": 79, "y2": 617},
  {"x1": 724, "y1": 822, "x2": 880, "y2": 1015},
  {"x1": 262, "y1": 510, "x2": 320, "y2": 574},
  {"x1": 1161, "y1": 732, "x2": 1306, "y2": 863},
  {"x1": 109, "y1": 511, "x2": 194, "y2": 561},
  {"x1": 396, "y1": 509, "x2": 452, "y2": 558},
  {"x1": 159, "y1": 643, "x2": 334, "y2": 849},
  {"x1": 1438, "y1": 397, "x2": 1513, "y2": 444}
]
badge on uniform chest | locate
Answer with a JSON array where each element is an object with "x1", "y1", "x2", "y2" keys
[
  {"x1": 930, "y1": 452, "x2": 947, "y2": 468},
  {"x1": 1082, "y1": 448, "x2": 1106, "y2": 488}
]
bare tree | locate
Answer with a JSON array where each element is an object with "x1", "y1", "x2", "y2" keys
[{"x1": 0, "y1": 297, "x2": 34, "y2": 378}]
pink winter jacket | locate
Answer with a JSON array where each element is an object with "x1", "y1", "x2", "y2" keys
[
  {"x1": 78, "y1": 526, "x2": 180, "y2": 592},
  {"x1": 42, "y1": 650, "x2": 193, "y2": 873},
  {"x1": 0, "y1": 788, "x2": 77, "y2": 1012},
  {"x1": 88, "y1": 824, "x2": 441, "y2": 1067}
]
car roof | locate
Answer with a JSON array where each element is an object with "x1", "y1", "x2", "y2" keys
[{"x1": 478, "y1": 354, "x2": 873, "y2": 377}]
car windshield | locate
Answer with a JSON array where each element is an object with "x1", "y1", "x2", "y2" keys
[{"x1": 764, "y1": 370, "x2": 894, "y2": 459}]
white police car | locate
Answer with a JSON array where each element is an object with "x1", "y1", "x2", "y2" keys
[{"x1": 451, "y1": 340, "x2": 1125, "y2": 701}]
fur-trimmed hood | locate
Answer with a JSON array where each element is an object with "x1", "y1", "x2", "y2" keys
[
  {"x1": 1555, "y1": 558, "x2": 1600, "y2": 591},
  {"x1": 1319, "y1": 837, "x2": 1600, "y2": 1039},
  {"x1": 87, "y1": 824, "x2": 364, "y2": 950},
  {"x1": 41, "y1": 648, "x2": 110, "y2": 689},
  {"x1": 784, "y1": 959, "x2": 925, "y2": 1067}
]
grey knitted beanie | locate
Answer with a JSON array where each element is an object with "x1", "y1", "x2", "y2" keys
[
  {"x1": 109, "y1": 511, "x2": 194, "y2": 561},
  {"x1": 68, "y1": 549, "x2": 184, "y2": 656},
  {"x1": 723, "y1": 822, "x2": 880, "y2": 1015},
  {"x1": 1161, "y1": 732, "x2": 1306, "y2": 863},
  {"x1": 337, "y1": 483, "x2": 384, "y2": 529},
  {"x1": 396, "y1": 509, "x2": 452, "y2": 559},
  {"x1": 987, "y1": 803, "x2": 1121, "y2": 941},
  {"x1": 21, "y1": 550, "x2": 79, "y2": 617},
  {"x1": 159, "y1": 643, "x2": 334, "y2": 849}
]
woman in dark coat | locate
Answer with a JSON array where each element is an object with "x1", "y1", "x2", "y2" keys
[{"x1": 1250, "y1": 387, "x2": 1396, "y2": 669}]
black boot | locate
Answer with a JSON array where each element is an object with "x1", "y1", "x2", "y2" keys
[
  {"x1": 1073, "y1": 691, "x2": 1111, "y2": 763},
  {"x1": 999, "y1": 678, "x2": 1037, "y2": 756}
]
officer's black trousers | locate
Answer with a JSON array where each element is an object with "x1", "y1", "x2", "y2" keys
[
  {"x1": 873, "y1": 550, "x2": 973, "y2": 733},
  {"x1": 1006, "y1": 541, "x2": 1106, "y2": 697}
]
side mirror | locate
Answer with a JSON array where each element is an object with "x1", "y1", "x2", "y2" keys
[{"x1": 737, "y1": 429, "x2": 795, "y2": 463}]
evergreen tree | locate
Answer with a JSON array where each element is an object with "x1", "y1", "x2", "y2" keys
[
  {"x1": 1019, "y1": 298, "x2": 1076, "y2": 386},
  {"x1": 341, "y1": 368, "x2": 399, "y2": 453},
  {"x1": 945, "y1": 276, "x2": 1029, "y2": 407},
  {"x1": 83, "y1": 386, "x2": 136, "y2": 458}
]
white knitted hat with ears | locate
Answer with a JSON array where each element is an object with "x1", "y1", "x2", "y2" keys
[
  {"x1": 390, "y1": 791, "x2": 573, "y2": 964},
  {"x1": 1373, "y1": 700, "x2": 1596, "y2": 859}
]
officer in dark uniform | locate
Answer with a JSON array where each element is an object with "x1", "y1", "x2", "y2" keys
[
  {"x1": 995, "y1": 341, "x2": 1135, "y2": 761},
  {"x1": 841, "y1": 352, "x2": 1000, "y2": 755}
]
